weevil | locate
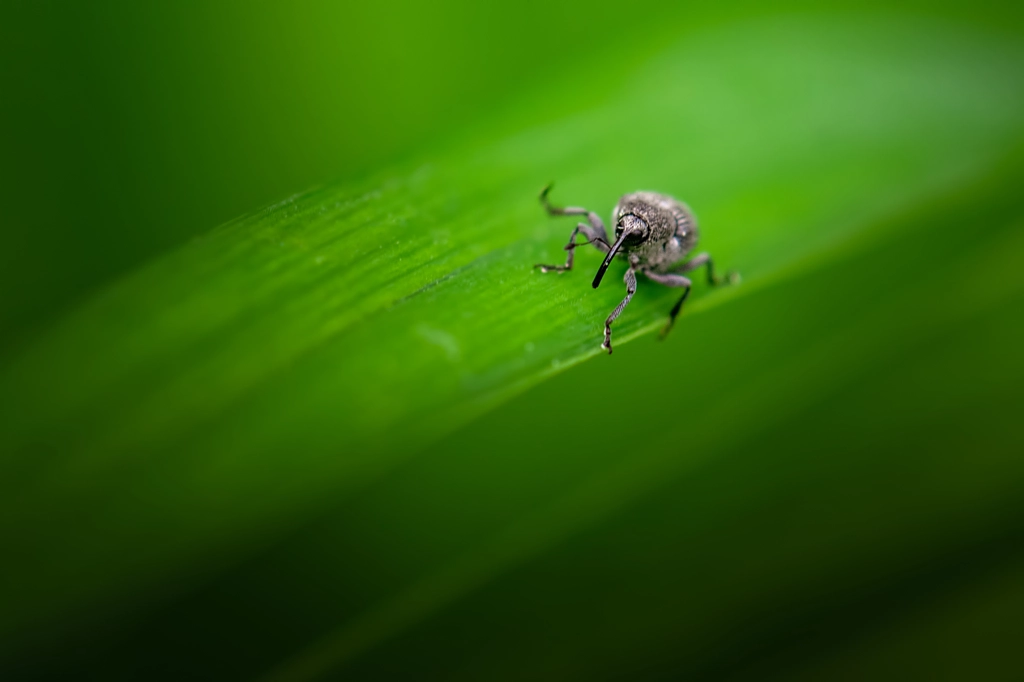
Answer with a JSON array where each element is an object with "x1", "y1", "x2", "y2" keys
[{"x1": 534, "y1": 185, "x2": 737, "y2": 354}]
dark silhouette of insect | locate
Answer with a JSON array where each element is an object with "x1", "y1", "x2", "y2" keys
[{"x1": 534, "y1": 184, "x2": 737, "y2": 354}]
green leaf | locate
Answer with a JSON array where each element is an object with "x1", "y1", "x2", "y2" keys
[{"x1": 2, "y1": 14, "x2": 1024, "y2": 676}]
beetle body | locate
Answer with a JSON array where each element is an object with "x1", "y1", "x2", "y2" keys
[
  {"x1": 534, "y1": 185, "x2": 736, "y2": 353},
  {"x1": 608, "y1": 192, "x2": 699, "y2": 278}
]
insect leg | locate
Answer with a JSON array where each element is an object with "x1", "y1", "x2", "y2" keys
[
  {"x1": 601, "y1": 267, "x2": 637, "y2": 354},
  {"x1": 644, "y1": 270, "x2": 693, "y2": 339},
  {"x1": 539, "y1": 184, "x2": 610, "y2": 246},
  {"x1": 534, "y1": 223, "x2": 609, "y2": 273},
  {"x1": 671, "y1": 252, "x2": 738, "y2": 286}
]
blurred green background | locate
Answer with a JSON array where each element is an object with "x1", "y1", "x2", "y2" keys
[{"x1": 2, "y1": 0, "x2": 1024, "y2": 680}]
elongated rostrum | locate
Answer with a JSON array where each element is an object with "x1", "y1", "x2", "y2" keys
[{"x1": 534, "y1": 185, "x2": 737, "y2": 354}]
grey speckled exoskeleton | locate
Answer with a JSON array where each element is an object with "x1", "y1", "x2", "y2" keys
[{"x1": 534, "y1": 185, "x2": 738, "y2": 354}]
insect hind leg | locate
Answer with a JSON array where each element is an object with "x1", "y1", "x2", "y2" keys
[
  {"x1": 644, "y1": 270, "x2": 692, "y2": 339},
  {"x1": 671, "y1": 252, "x2": 739, "y2": 286}
]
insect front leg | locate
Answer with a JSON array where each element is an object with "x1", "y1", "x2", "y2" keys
[
  {"x1": 601, "y1": 267, "x2": 637, "y2": 354},
  {"x1": 539, "y1": 184, "x2": 610, "y2": 243},
  {"x1": 534, "y1": 223, "x2": 610, "y2": 273},
  {"x1": 534, "y1": 185, "x2": 610, "y2": 273},
  {"x1": 671, "y1": 252, "x2": 739, "y2": 286},
  {"x1": 643, "y1": 270, "x2": 693, "y2": 339}
]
